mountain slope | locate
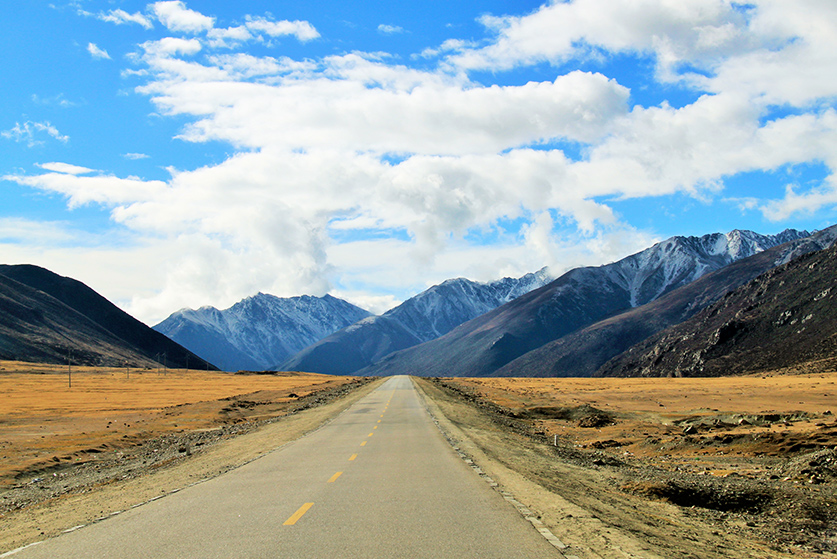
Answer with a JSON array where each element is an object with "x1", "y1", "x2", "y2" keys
[
  {"x1": 280, "y1": 268, "x2": 552, "y2": 375},
  {"x1": 154, "y1": 293, "x2": 371, "y2": 371},
  {"x1": 492, "y1": 226, "x2": 837, "y2": 377},
  {"x1": 597, "y1": 232, "x2": 837, "y2": 377},
  {"x1": 359, "y1": 229, "x2": 812, "y2": 378},
  {"x1": 0, "y1": 265, "x2": 212, "y2": 369}
]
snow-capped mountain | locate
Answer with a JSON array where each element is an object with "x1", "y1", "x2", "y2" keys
[
  {"x1": 602, "y1": 229, "x2": 810, "y2": 308},
  {"x1": 598, "y1": 229, "x2": 837, "y2": 378},
  {"x1": 388, "y1": 267, "x2": 553, "y2": 343},
  {"x1": 358, "y1": 228, "x2": 814, "y2": 378},
  {"x1": 154, "y1": 293, "x2": 371, "y2": 371},
  {"x1": 280, "y1": 268, "x2": 554, "y2": 375}
]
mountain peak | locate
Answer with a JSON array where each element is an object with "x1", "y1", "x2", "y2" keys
[
  {"x1": 154, "y1": 293, "x2": 371, "y2": 371},
  {"x1": 356, "y1": 226, "x2": 827, "y2": 379}
]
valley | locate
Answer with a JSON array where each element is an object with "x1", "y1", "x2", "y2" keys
[
  {"x1": 2, "y1": 226, "x2": 837, "y2": 556},
  {"x1": 2, "y1": 360, "x2": 834, "y2": 557}
]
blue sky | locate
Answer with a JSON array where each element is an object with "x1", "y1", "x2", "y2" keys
[{"x1": 2, "y1": 1, "x2": 837, "y2": 324}]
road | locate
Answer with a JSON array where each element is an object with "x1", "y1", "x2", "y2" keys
[{"x1": 8, "y1": 376, "x2": 561, "y2": 558}]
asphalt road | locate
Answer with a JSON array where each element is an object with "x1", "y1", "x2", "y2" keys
[{"x1": 9, "y1": 376, "x2": 560, "y2": 558}]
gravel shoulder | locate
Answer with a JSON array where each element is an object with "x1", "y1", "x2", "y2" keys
[
  {"x1": 413, "y1": 377, "x2": 835, "y2": 559},
  {"x1": 0, "y1": 376, "x2": 384, "y2": 553}
]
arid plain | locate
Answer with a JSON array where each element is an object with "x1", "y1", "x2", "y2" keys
[
  {"x1": 421, "y1": 363, "x2": 837, "y2": 558},
  {"x1": 1, "y1": 360, "x2": 835, "y2": 557}
]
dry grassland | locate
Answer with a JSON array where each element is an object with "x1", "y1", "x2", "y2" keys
[
  {"x1": 444, "y1": 369, "x2": 836, "y2": 471},
  {"x1": 429, "y1": 366, "x2": 837, "y2": 557},
  {"x1": 0, "y1": 360, "x2": 357, "y2": 489}
]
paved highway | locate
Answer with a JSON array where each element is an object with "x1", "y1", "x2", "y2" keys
[{"x1": 9, "y1": 376, "x2": 561, "y2": 558}]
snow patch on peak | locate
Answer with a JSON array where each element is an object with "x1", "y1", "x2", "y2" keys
[
  {"x1": 154, "y1": 293, "x2": 371, "y2": 371},
  {"x1": 379, "y1": 268, "x2": 554, "y2": 343},
  {"x1": 609, "y1": 229, "x2": 811, "y2": 308}
]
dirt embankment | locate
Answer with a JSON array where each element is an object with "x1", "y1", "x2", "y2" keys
[
  {"x1": 415, "y1": 372, "x2": 837, "y2": 559},
  {"x1": 0, "y1": 363, "x2": 382, "y2": 553}
]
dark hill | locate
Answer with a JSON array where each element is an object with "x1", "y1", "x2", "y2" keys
[
  {"x1": 597, "y1": 237, "x2": 837, "y2": 377},
  {"x1": 493, "y1": 226, "x2": 837, "y2": 377},
  {"x1": 0, "y1": 265, "x2": 214, "y2": 369}
]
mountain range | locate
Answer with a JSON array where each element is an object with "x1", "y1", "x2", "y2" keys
[
  {"x1": 2, "y1": 225, "x2": 833, "y2": 379},
  {"x1": 0, "y1": 264, "x2": 213, "y2": 369},
  {"x1": 357, "y1": 228, "x2": 820, "y2": 378},
  {"x1": 153, "y1": 293, "x2": 371, "y2": 371},
  {"x1": 279, "y1": 268, "x2": 553, "y2": 375},
  {"x1": 597, "y1": 232, "x2": 837, "y2": 377}
]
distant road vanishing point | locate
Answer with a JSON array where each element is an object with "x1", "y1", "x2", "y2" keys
[{"x1": 8, "y1": 376, "x2": 562, "y2": 559}]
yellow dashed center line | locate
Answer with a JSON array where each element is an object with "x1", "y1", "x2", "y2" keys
[
  {"x1": 360, "y1": 441, "x2": 367, "y2": 446},
  {"x1": 368, "y1": 432, "x2": 374, "y2": 437},
  {"x1": 349, "y1": 454, "x2": 357, "y2": 461},
  {"x1": 284, "y1": 503, "x2": 314, "y2": 526},
  {"x1": 328, "y1": 471, "x2": 343, "y2": 483}
]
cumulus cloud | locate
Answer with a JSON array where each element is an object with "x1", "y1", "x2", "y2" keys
[
  {"x1": 139, "y1": 60, "x2": 629, "y2": 153},
  {"x1": 206, "y1": 25, "x2": 252, "y2": 49},
  {"x1": 10, "y1": 0, "x2": 837, "y2": 322},
  {"x1": 140, "y1": 37, "x2": 202, "y2": 58},
  {"x1": 87, "y1": 42, "x2": 111, "y2": 60},
  {"x1": 151, "y1": 1, "x2": 215, "y2": 34},
  {"x1": 447, "y1": 0, "x2": 752, "y2": 78}
]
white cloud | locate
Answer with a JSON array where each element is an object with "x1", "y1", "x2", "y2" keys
[
  {"x1": 140, "y1": 37, "x2": 202, "y2": 58},
  {"x1": 14, "y1": 1, "x2": 837, "y2": 322},
  {"x1": 206, "y1": 25, "x2": 252, "y2": 49},
  {"x1": 245, "y1": 16, "x2": 320, "y2": 42},
  {"x1": 99, "y1": 9, "x2": 154, "y2": 29},
  {"x1": 87, "y1": 42, "x2": 112, "y2": 60},
  {"x1": 1, "y1": 121, "x2": 69, "y2": 147},
  {"x1": 151, "y1": 1, "x2": 214, "y2": 34},
  {"x1": 140, "y1": 57, "x2": 629, "y2": 153},
  {"x1": 419, "y1": 39, "x2": 470, "y2": 59},
  {"x1": 37, "y1": 162, "x2": 97, "y2": 175},
  {"x1": 123, "y1": 152, "x2": 150, "y2": 160},
  {"x1": 760, "y1": 180, "x2": 837, "y2": 221},
  {"x1": 378, "y1": 24, "x2": 404, "y2": 35},
  {"x1": 448, "y1": 0, "x2": 749, "y2": 74},
  {"x1": 5, "y1": 171, "x2": 168, "y2": 209}
]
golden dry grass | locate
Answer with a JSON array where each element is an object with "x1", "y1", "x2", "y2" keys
[
  {"x1": 453, "y1": 371, "x2": 836, "y2": 416},
  {"x1": 444, "y1": 366, "x2": 837, "y2": 475},
  {"x1": 0, "y1": 360, "x2": 357, "y2": 486}
]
